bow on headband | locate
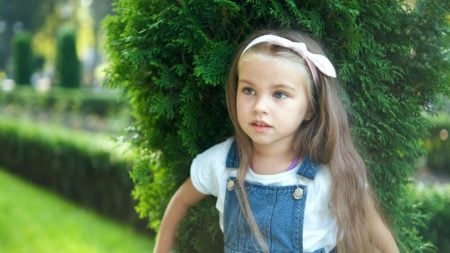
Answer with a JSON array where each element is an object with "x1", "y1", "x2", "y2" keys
[{"x1": 241, "y1": 35, "x2": 336, "y2": 84}]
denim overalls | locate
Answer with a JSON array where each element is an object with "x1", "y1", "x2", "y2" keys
[{"x1": 223, "y1": 142, "x2": 336, "y2": 253}]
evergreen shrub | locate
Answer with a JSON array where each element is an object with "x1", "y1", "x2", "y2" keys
[
  {"x1": 104, "y1": 0, "x2": 450, "y2": 251},
  {"x1": 56, "y1": 26, "x2": 81, "y2": 88},
  {"x1": 0, "y1": 118, "x2": 141, "y2": 227},
  {"x1": 12, "y1": 31, "x2": 33, "y2": 85}
]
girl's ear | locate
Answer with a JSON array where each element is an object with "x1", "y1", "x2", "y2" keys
[{"x1": 305, "y1": 112, "x2": 313, "y2": 121}]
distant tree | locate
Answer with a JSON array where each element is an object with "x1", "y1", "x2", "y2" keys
[
  {"x1": 55, "y1": 26, "x2": 80, "y2": 88},
  {"x1": 12, "y1": 31, "x2": 33, "y2": 85}
]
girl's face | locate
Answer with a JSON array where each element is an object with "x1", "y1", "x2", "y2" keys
[{"x1": 236, "y1": 53, "x2": 311, "y2": 151}]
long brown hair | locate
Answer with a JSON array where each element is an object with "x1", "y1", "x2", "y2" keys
[{"x1": 225, "y1": 30, "x2": 386, "y2": 252}]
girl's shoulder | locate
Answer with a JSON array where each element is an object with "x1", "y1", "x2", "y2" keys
[{"x1": 194, "y1": 137, "x2": 234, "y2": 164}]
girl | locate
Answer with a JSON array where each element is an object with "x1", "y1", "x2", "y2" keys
[{"x1": 153, "y1": 30, "x2": 399, "y2": 253}]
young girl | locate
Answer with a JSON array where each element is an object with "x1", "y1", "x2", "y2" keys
[{"x1": 153, "y1": 30, "x2": 399, "y2": 253}]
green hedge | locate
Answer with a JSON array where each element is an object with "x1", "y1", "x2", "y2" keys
[
  {"x1": 0, "y1": 118, "x2": 142, "y2": 228},
  {"x1": 424, "y1": 113, "x2": 450, "y2": 174},
  {"x1": 0, "y1": 86, "x2": 128, "y2": 117},
  {"x1": 0, "y1": 86, "x2": 131, "y2": 134},
  {"x1": 411, "y1": 186, "x2": 450, "y2": 253}
]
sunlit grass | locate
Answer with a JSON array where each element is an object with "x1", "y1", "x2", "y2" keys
[{"x1": 0, "y1": 168, "x2": 154, "y2": 253}]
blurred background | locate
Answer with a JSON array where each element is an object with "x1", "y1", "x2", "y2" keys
[
  {"x1": 0, "y1": 0, "x2": 111, "y2": 90},
  {"x1": 0, "y1": 0, "x2": 448, "y2": 252},
  {"x1": 0, "y1": 0, "x2": 153, "y2": 252}
]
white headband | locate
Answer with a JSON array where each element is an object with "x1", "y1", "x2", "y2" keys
[{"x1": 241, "y1": 35, "x2": 337, "y2": 84}]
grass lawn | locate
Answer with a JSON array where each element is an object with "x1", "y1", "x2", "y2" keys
[{"x1": 0, "y1": 168, "x2": 154, "y2": 253}]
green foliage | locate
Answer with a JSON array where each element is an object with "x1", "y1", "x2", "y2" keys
[
  {"x1": 12, "y1": 31, "x2": 33, "y2": 85},
  {"x1": 423, "y1": 113, "x2": 450, "y2": 174},
  {"x1": 130, "y1": 151, "x2": 176, "y2": 230},
  {"x1": 56, "y1": 26, "x2": 81, "y2": 88},
  {"x1": 104, "y1": 0, "x2": 450, "y2": 251},
  {"x1": 0, "y1": 118, "x2": 141, "y2": 227},
  {"x1": 176, "y1": 197, "x2": 224, "y2": 252},
  {"x1": 410, "y1": 186, "x2": 450, "y2": 253}
]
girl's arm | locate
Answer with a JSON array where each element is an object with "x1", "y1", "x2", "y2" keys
[
  {"x1": 367, "y1": 198, "x2": 400, "y2": 253},
  {"x1": 153, "y1": 177, "x2": 206, "y2": 253}
]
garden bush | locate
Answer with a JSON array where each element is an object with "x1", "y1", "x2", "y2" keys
[
  {"x1": 104, "y1": 0, "x2": 450, "y2": 251},
  {"x1": 410, "y1": 186, "x2": 450, "y2": 253},
  {"x1": 0, "y1": 118, "x2": 142, "y2": 228}
]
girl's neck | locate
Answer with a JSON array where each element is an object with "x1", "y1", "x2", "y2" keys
[{"x1": 251, "y1": 144, "x2": 297, "y2": 175}]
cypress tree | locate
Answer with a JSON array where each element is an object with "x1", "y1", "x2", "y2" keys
[
  {"x1": 12, "y1": 31, "x2": 33, "y2": 85},
  {"x1": 104, "y1": 0, "x2": 450, "y2": 251},
  {"x1": 55, "y1": 26, "x2": 81, "y2": 88}
]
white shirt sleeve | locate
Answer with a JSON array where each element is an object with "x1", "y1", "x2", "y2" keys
[{"x1": 190, "y1": 138, "x2": 233, "y2": 197}]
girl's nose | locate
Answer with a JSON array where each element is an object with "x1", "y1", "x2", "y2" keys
[{"x1": 253, "y1": 96, "x2": 269, "y2": 114}]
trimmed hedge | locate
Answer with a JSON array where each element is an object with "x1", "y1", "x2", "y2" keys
[
  {"x1": 0, "y1": 86, "x2": 131, "y2": 133},
  {"x1": 0, "y1": 86, "x2": 128, "y2": 117},
  {"x1": 0, "y1": 117, "x2": 142, "y2": 227},
  {"x1": 411, "y1": 186, "x2": 450, "y2": 253}
]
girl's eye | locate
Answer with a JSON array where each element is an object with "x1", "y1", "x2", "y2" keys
[
  {"x1": 273, "y1": 91, "x2": 288, "y2": 99},
  {"x1": 242, "y1": 87, "x2": 255, "y2": 95}
]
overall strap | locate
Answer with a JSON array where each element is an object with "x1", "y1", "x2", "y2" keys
[
  {"x1": 225, "y1": 140, "x2": 239, "y2": 169},
  {"x1": 296, "y1": 156, "x2": 320, "y2": 179},
  {"x1": 225, "y1": 140, "x2": 320, "y2": 180}
]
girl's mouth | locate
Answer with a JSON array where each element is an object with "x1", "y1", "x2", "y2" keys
[{"x1": 250, "y1": 120, "x2": 272, "y2": 132}]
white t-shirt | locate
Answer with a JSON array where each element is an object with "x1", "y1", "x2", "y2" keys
[{"x1": 190, "y1": 138, "x2": 338, "y2": 252}]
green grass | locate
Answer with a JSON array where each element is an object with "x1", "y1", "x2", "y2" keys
[{"x1": 0, "y1": 168, "x2": 154, "y2": 253}]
